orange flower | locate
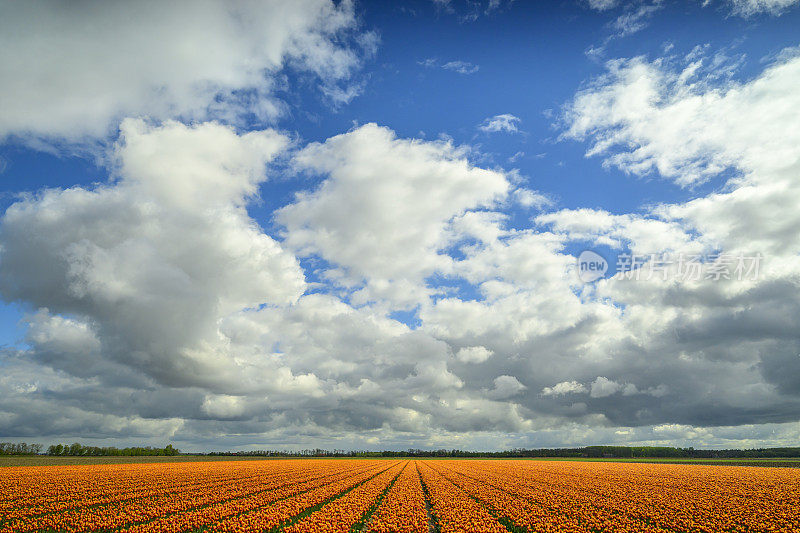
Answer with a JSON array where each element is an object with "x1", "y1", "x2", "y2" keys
[{"x1": 1, "y1": 458, "x2": 799, "y2": 533}]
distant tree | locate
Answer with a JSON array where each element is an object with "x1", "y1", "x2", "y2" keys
[
  {"x1": 0, "y1": 442, "x2": 43, "y2": 455},
  {"x1": 44, "y1": 442, "x2": 181, "y2": 456}
]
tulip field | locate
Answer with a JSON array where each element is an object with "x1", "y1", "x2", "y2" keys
[{"x1": 1, "y1": 459, "x2": 799, "y2": 532}]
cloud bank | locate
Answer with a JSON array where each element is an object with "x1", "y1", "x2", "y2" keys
[
  {"x1": 1, "y1": 2, "x2": 800, "y2": 451},
  {"x1": 0, "y1": 0, "x2": 370, "y2": 146}
]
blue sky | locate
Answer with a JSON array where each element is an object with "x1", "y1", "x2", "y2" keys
[{"x1": 1, "y1": 0, "x2": 800, "y2": 451}]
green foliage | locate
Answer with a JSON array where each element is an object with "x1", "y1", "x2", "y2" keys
[
  {"x1": 203, "y1": 446, "x2": 800, "y2": 459},
  {"x1": 0, "y1": 442, "x2": 43, "y2": 455},
  {"x1": 46, "y1": 442, "x2": 180, "y2": 456},
  {"x1": 30, "y1": 442, "x2": 800, "y2": 459}
]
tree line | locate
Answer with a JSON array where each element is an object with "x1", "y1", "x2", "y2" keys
[
  {"x1": 0, "y1": 442, "x2": 43, "y2": 455},
  {"x1": 46, "y1": 443, "x2": 180, "y2": 456},
  {"x1": 3, "y1": 443, "x2": 800, "y2": 458},
  {"x1": 205, "y1": 446, "x2": 800, "y2": 459}
]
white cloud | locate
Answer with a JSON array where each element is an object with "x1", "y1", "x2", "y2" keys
[
  {"x1": 611, "y1": 1, "x2": 664, "y2": 37},
  {"x1": 419, "y1": 58, "x2": 480, "y2": 74},
  {"x1": 442, "y1": 60, "x2": 480, "y2": 74},
  {"x1": 488, "y1": 375, "x2": 527, "y2": 399},
  {"x1": 541, "y1": 44, "x2": 800, "y2": 441},
  {"x1": 536, "y1": 208, "x2": 701, "y2": 255},
  {"x1": 201, "y1": 395, "x2": 246, "y2": 420},
  {"x1": 588, "y1": 0, "x2": 620, "y2": 10},
  {"x1": 0, "y1": 120, "x2": 559, "y2": 445},
  {"x1": 431, "y1": 0, "x2": 512, "y2": 22},
  {"x1": 721, "y1": 0, "x2": 800, "y2": 16},
  {"x1": 0, "y1": 119, "x2": 305, "y2": 389},
  {"x1": 542, "y1": 381, "x2": 588, "y2": 396},
  {"x1": 0, "y1": 122, "x2": 526, "y2": 444},
  {"x1": 590, "y1": 0, "x2": 799, "y2": 19},
  {"x1": 5, "y1": 40, "x2": 800, "y2": 450},
  {"x1": 456, "y1": 346, "x2": 495, "y2": 363},
  {"x1": 0, "y1": 0, "x2": 369, "y2": 145},
  {"x1": 513, "y1": 188, "x2": 552, "y2": 209},
  {"x1": 590, "y1": 376, "x2": 638, "y2": 397},
  {"x1": 563, "y1": 49, "x2": 800, "y2": 186},
  {"x1": 478, "y1": 114, "x2": 522, "y2": 133},
  {"x1": 277, "y1": 123, "x2": 510, "y2": 308},
  {"x1": 508, "y1": 151, "x2": 525, "y2": 163}
]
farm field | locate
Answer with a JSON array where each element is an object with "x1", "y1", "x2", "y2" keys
[{"x1": 1, "y1": 459, "x2": 799, "y2": 532}]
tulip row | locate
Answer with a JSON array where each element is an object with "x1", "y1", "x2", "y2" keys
[
  {"x1": 208, "y1": 461, "x2": 399, "y2": 533},
  {"x1": 430, "y1": 460, "x2": 648, "y2": 533},
  {"x1": 417, "y1": 461, "x2": 506, "y2": 533},
  {"x1": 283, "y1": 461, "x2": 405, "y2": 533},
  {"x1": 122, "y1": 461, "x2": 383, "y2": 533},
  {"x1": 0, "y1": 460, "x2": 375, "y2": 533},
  {"x1": 0, "y1": 463, "x2": 202, "y2": 514},
  {"x1": 3, "y1": 458, "x2": 800, "y2": 533},
  {"x1": 366, "y1": 461, "x2": 429, "y2": 533},
  {"x1": 510, "y1": 460, "x2": 800, "y2": 533},
  {"x1": 1, "y1": 461, "x2": 303, "y2": 522},
  {"x1": 433, "y1": 459, "x2": 800, "y2": 533}
]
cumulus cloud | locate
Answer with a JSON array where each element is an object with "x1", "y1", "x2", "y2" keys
[
  {"x1": 456, "y1": 346, "x2": 495, "y2": 363},
  {"x1": 488, "y1": 375, "x2": 527, "y2": 399},
  {"x1": 0, "y1": 119, "x2": 305, "y2": 390},
  {"x1": 512, "y1": 189, "x2": 552, "y2": 210},
  {"x1": 542, "y1": 381, "x2": 588, "y2": 396},
  {"x1": 536, "y1": 207, "x2": 700, "y2": 254},
  {"x1": 277, "y1": 123, "x2": 510, "y2": 308},
  {"x1": 540, "y1": 46, "x2": 800, "y2": 432},
  {"x1": 0, "y1": 121, "x2": 531, "y2": 447},
  {"x1": 201, "y1": 395, "x2": 247, "y2": 420},
  {"x1": 4, "y1": 40, "x2": 800, "y2": 450},
  {"x1": 590, "y1": 377, "x2": 638, "y2": 398},
  {"x1": 420, "y1": 45, "x2": 800, "y2": 445},
  {"x1": 562, "y1": 49, "x2": 800, "y2": 186},
  {"x1": 0, "y1": 0, "x2": 370, "y2": 145},
  {"x1": 478, "y1": 114, "x2": 522, "y2": 133}
]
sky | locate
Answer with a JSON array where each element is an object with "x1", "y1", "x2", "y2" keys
[{"x1": 1, "y1": 0, "x2": 800, "y2": 452}]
